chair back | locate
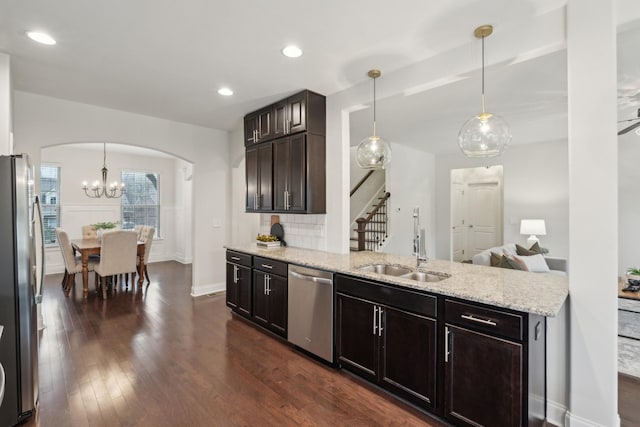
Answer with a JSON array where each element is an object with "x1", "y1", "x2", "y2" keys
[
  {"x1": 55, "y1": 227, "x2": 77, "y2": 270},
  {"x1": 98, "y1": 230, "x2": 138, "y2": 276},
  {"x1": 142, "y1": 227, "x2": 155, "y2": 264},
  {"x1": 82, "y1": 225, "x2": 98, "y2": 239},
  {"x1": 134, "y1": 225, "x2": 144, "y2": 240}
]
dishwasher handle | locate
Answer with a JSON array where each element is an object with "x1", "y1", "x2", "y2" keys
[{"x1": 289, "y1": 270, "x2": 333, "y2": 286}]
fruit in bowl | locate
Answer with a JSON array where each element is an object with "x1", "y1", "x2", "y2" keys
[{"x1": 256, "y1": 234, "x2": 279, "y2": 242}]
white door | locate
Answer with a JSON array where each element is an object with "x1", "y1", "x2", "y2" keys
[
  {"x1": 451, "y1": 182, "x2": 466, "y2": 261},
  {"x1": 466, "y1": 181, "x2": 502, "y2": 258}
]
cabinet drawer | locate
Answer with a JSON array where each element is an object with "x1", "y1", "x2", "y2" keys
[
  {"x1": 445, "y1": 300, "x2": 523, "y2": 341},
  {"x1": 253, "y1": 256, "x2": 288, "y2": 277},
  {"x1": 336, "y1": 275, "x2": 436, "y2": 318},
  {"x1": 226, "y1": 250, "x2": 252, "y2": 267}
]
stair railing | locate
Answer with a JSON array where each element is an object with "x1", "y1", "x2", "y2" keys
[
  {"x1": 350, "y1": 170, "x2": 375, "y2": 197},
  {"x1": 355, "y1": 192, "x2": 390, "y2": 251}
]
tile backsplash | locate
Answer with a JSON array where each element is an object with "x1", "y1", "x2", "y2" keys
[{"x1": 260, "y1": 214, "x2": 327, "y2": 251}]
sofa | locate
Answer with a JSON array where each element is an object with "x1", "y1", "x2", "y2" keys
[{"x1": 472, "y1": 243, "x2": 567, "y2": 276}]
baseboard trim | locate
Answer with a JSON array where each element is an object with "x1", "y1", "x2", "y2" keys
[
  {"x1": 174, "y1": 255, "x2": 193, "y2": 264},
  {"x1": 191, "y1": 282, "x2": 225, "y2": 297},
  {"x1": 548, "y1": 400, "x2": 567, "y2": 427},
  {"x1": 565, "y1": 411, "x2": 620, "y2": 427}
]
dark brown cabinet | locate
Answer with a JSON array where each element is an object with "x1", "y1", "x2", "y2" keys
[
  {"x1": 245, "y1": 142, "x2": 272, "y2": 212},
  {"x1": 225, "y1": 250, "x2": 252, "y2": 317},
  {"x1": 252, "y1": 257, "x2": 288, "y2": 338},
  {"x1": 244, "y1": 90, "x2": 326, "y2": 214},
  {"x1": 444, "y1": 299, "x2": 546, "y2": 427},
  {"x1": 244, "y1": 107, "x2": 273, "y2": 146},
  {"x1": 273, "y1": 134, "x2": 306, "y2": 212},
  {"x1": 336, "y1": 275, "x2": 438, "y2": 411}
]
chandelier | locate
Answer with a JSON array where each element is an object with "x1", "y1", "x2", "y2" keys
[{"x1": 81, "y1": 143, "x2": 125, "y2": 198}]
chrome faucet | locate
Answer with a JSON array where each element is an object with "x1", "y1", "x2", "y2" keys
[{"x1": 413, "y1": 207, "x2": 428, "y2": 268}]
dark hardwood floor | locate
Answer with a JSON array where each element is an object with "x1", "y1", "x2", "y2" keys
[
  {"x1": 620, "y1": 373, "x2": 640, "y2": 427},
  {"x1": 25, "y1": 261, "x2": 448, "y2": 427}
]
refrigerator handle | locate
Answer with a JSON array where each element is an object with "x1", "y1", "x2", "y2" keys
[{"x1": 32, "y1": 196, "x2": 45, "y2": 304}]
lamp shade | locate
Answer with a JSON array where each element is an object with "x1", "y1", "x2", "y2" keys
[{"x1": 520, "y1": 219, "x2": 546, "y2": 236}]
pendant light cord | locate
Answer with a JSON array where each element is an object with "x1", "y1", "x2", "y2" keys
[
  {"x1": 372, "y1": 76, "x2": 377, "y2": 137},
  {"x1": 481, "y1": 34, "x2": 486, "y2": 114},
  {"x1": 103, "y1": 143, "x2": 107, "y2": 168}
]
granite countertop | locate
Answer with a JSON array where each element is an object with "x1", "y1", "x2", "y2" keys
[{"x1": 226, "y1": 244, "x2": 569, "y2": 317}]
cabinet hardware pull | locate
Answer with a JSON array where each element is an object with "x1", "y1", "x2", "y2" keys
[
  {"x1": 372, "y1": 306, "x2": 378, "y2": 335},
  {"x1": 261, "y1": 264, "x2": 273, "y2": 269},
  {"x1": 461, "y1": 314, "x2": 497, "y2": 326},
  {"x1": 233, "y1": 265, "x2": 238, "y2": 284},
  {"x1": 445, "y1": 326, "x2": 450, "y2": 363},
  {"x1": 256, "y1": 193, "x2": 261, "y2": 209},
  {"x1": 378, "y1": 307, "x2": 383, "y2": 337},
  {"x1": 254, "y1": 129, "x2": 258, "y2": 143},
  {"x1": 263, "y1": 275, "x2": 267, "y2": 295},
  {"x1": 289, "y1": 271, "x2": 332, "y2": 285},
  {"x1": 266, "y1": 275, "x2": 271, "y2": 295},
  {"x1": 230, "y1": 256, "x2": 240, "y2": 261}
]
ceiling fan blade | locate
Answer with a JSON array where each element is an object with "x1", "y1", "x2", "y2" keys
[{"x1": 618, "y1": 120, "x2": 640, "y2": 136}]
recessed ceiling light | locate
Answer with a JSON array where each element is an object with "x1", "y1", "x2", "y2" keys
[
  {"x1": 281, "y1": 45, "x2": 302, "y2": 58},
  {"x1": 26, "y1": 31, "x2": 56, "y2": 45},
  {"x1": 218, "y1": 87, "x2": 233, "y2": 96}
]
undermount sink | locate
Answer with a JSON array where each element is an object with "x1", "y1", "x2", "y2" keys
[
  {"x1": 399, "y1": 271, "x2": 451, "y2": 282},
  {"x1": 357, "y1": 264, "x2": 413, "y2": 276},
  {"x1": 357, "y1": 264, "x2": 451, "y2": 283}
]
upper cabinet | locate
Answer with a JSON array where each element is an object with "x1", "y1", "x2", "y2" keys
[
  {"x1": 245, "y1": 90, "x2": 325, "y2": 146},
  {"x1": 244, "y1": 107, "x2": 273, "y2": 145},
  {"x1": 244, "y1": 90, "x2": 326, "y2": 214}
]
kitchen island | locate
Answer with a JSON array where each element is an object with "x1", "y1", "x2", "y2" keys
[
  {"x1": 225, "y1": 245, "x2": 568, "y2": 316},
  {"x1": 224, "y1": 245, "x2": 568, "y2": 427}
]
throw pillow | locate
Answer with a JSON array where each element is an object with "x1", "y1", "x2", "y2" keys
[
  {"x1": 516, "y1": 242, "x2": 541, "y2": 256},
  {"x1": 491, "y1": 252, "x2": 522, "y2": 270},
  {"x1": 512, "y1": 254, "x2": 550, "y2": 273}
]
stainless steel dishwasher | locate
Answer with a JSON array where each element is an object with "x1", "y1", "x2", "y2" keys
[{"x1": 288, "y1": 265, "x2": 334, "y2": 363}]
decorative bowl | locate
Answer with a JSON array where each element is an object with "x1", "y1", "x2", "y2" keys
[{"x1": 626, "y1": 273, "x2": 640, "y2": 282}]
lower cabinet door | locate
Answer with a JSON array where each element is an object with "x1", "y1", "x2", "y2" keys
[
  {"x1": 380, "y1": 306, "x2": 437, "y2": 410},
  {"x1": 252, "y1": 271, "x2": 269, "y2": 327},
  {"x1": 225, "y1": 263, "x2": 238, "y2": 309},
  {"x1": 266, "y1": 274, "x2": 287, "y2": 337},
  {"x1": 336, "y1": 294, "x2": 378, "y2": 381},
  {"x1": 236, "y1": 265, "x2": 252, "y2": 317},
  {"x1": 445, "y1": 324, "x2": 523, "y2": 427}
]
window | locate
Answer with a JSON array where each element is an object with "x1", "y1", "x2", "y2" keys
[
  {"x1": 121, "y1": 170, "x2": 160, "y2": 237},
  {"x1": 40, "y1": 165, "x2": 60, "y2": 245}
]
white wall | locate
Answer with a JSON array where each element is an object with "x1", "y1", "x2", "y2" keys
[
  {"x1": 619, "y1": 136, "x2": 640, "y2": 275},
  {"x1": 435, "y1": 140, "x2": 569, "y2": 261},
  {"x1": 0, "y1": 53, "x2": 11, "y2": 155},
  {"x1": 382, "y1": 143, "x2": 435, "y2": 257},
  {"x1": 41, "y1": 144, "x2": 185, "y2": 273},
  {"x1": 13, "y1": 91, "x2": 229, "y2": 296}
]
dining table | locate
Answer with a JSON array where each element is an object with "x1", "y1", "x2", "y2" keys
[{"x1": 71, "y1": 238, "x2": 146, "y2": 298}]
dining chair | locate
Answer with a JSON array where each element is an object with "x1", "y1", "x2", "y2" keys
[
  {"x1": 94, "y1": 229, "x2": 138, "y2": 299},
  {"x1": 82, "y1": 225, "x2": 98, "y2": 239},
  {"x1": 138, "y1": 226, "x2": 155, "y2": 283},
  {"x1": 55, "y1": 227, "x2": 97, "y2": 294},
  {"x1": 134, "y1": 224, "x2": 144, "y2": 241}
]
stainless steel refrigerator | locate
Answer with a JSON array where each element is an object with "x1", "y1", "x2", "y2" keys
[{"x1": 0, "y1": 154, "x2": 43, "y2": 426}]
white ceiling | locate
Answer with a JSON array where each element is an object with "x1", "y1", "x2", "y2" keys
[{"x1": 1, "y1": 0, "x2": 639, "y2": 152}]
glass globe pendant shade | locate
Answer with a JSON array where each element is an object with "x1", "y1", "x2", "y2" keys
[
  {"x1": 458, "y1": 112, "x2": 511, "y2": 158},
  {"x1": 356, "y1": 135, "x2": 392, "y2": 169}
]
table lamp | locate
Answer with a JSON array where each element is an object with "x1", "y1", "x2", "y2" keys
[{"x1": 520, "y1": 219, "x2": 546, "y2": 247}]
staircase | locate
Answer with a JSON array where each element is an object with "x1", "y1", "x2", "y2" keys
[{"x1": 350, "y1": 188, "x2": 390, "y2": 252}]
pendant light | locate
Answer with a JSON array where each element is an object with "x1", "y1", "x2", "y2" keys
[
  {"x1": 356, "y1": 69, "x2": 391, "y2": 169},
  {"x1": 458, "y1": 25, "x2": 511, "y2": 158}
]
